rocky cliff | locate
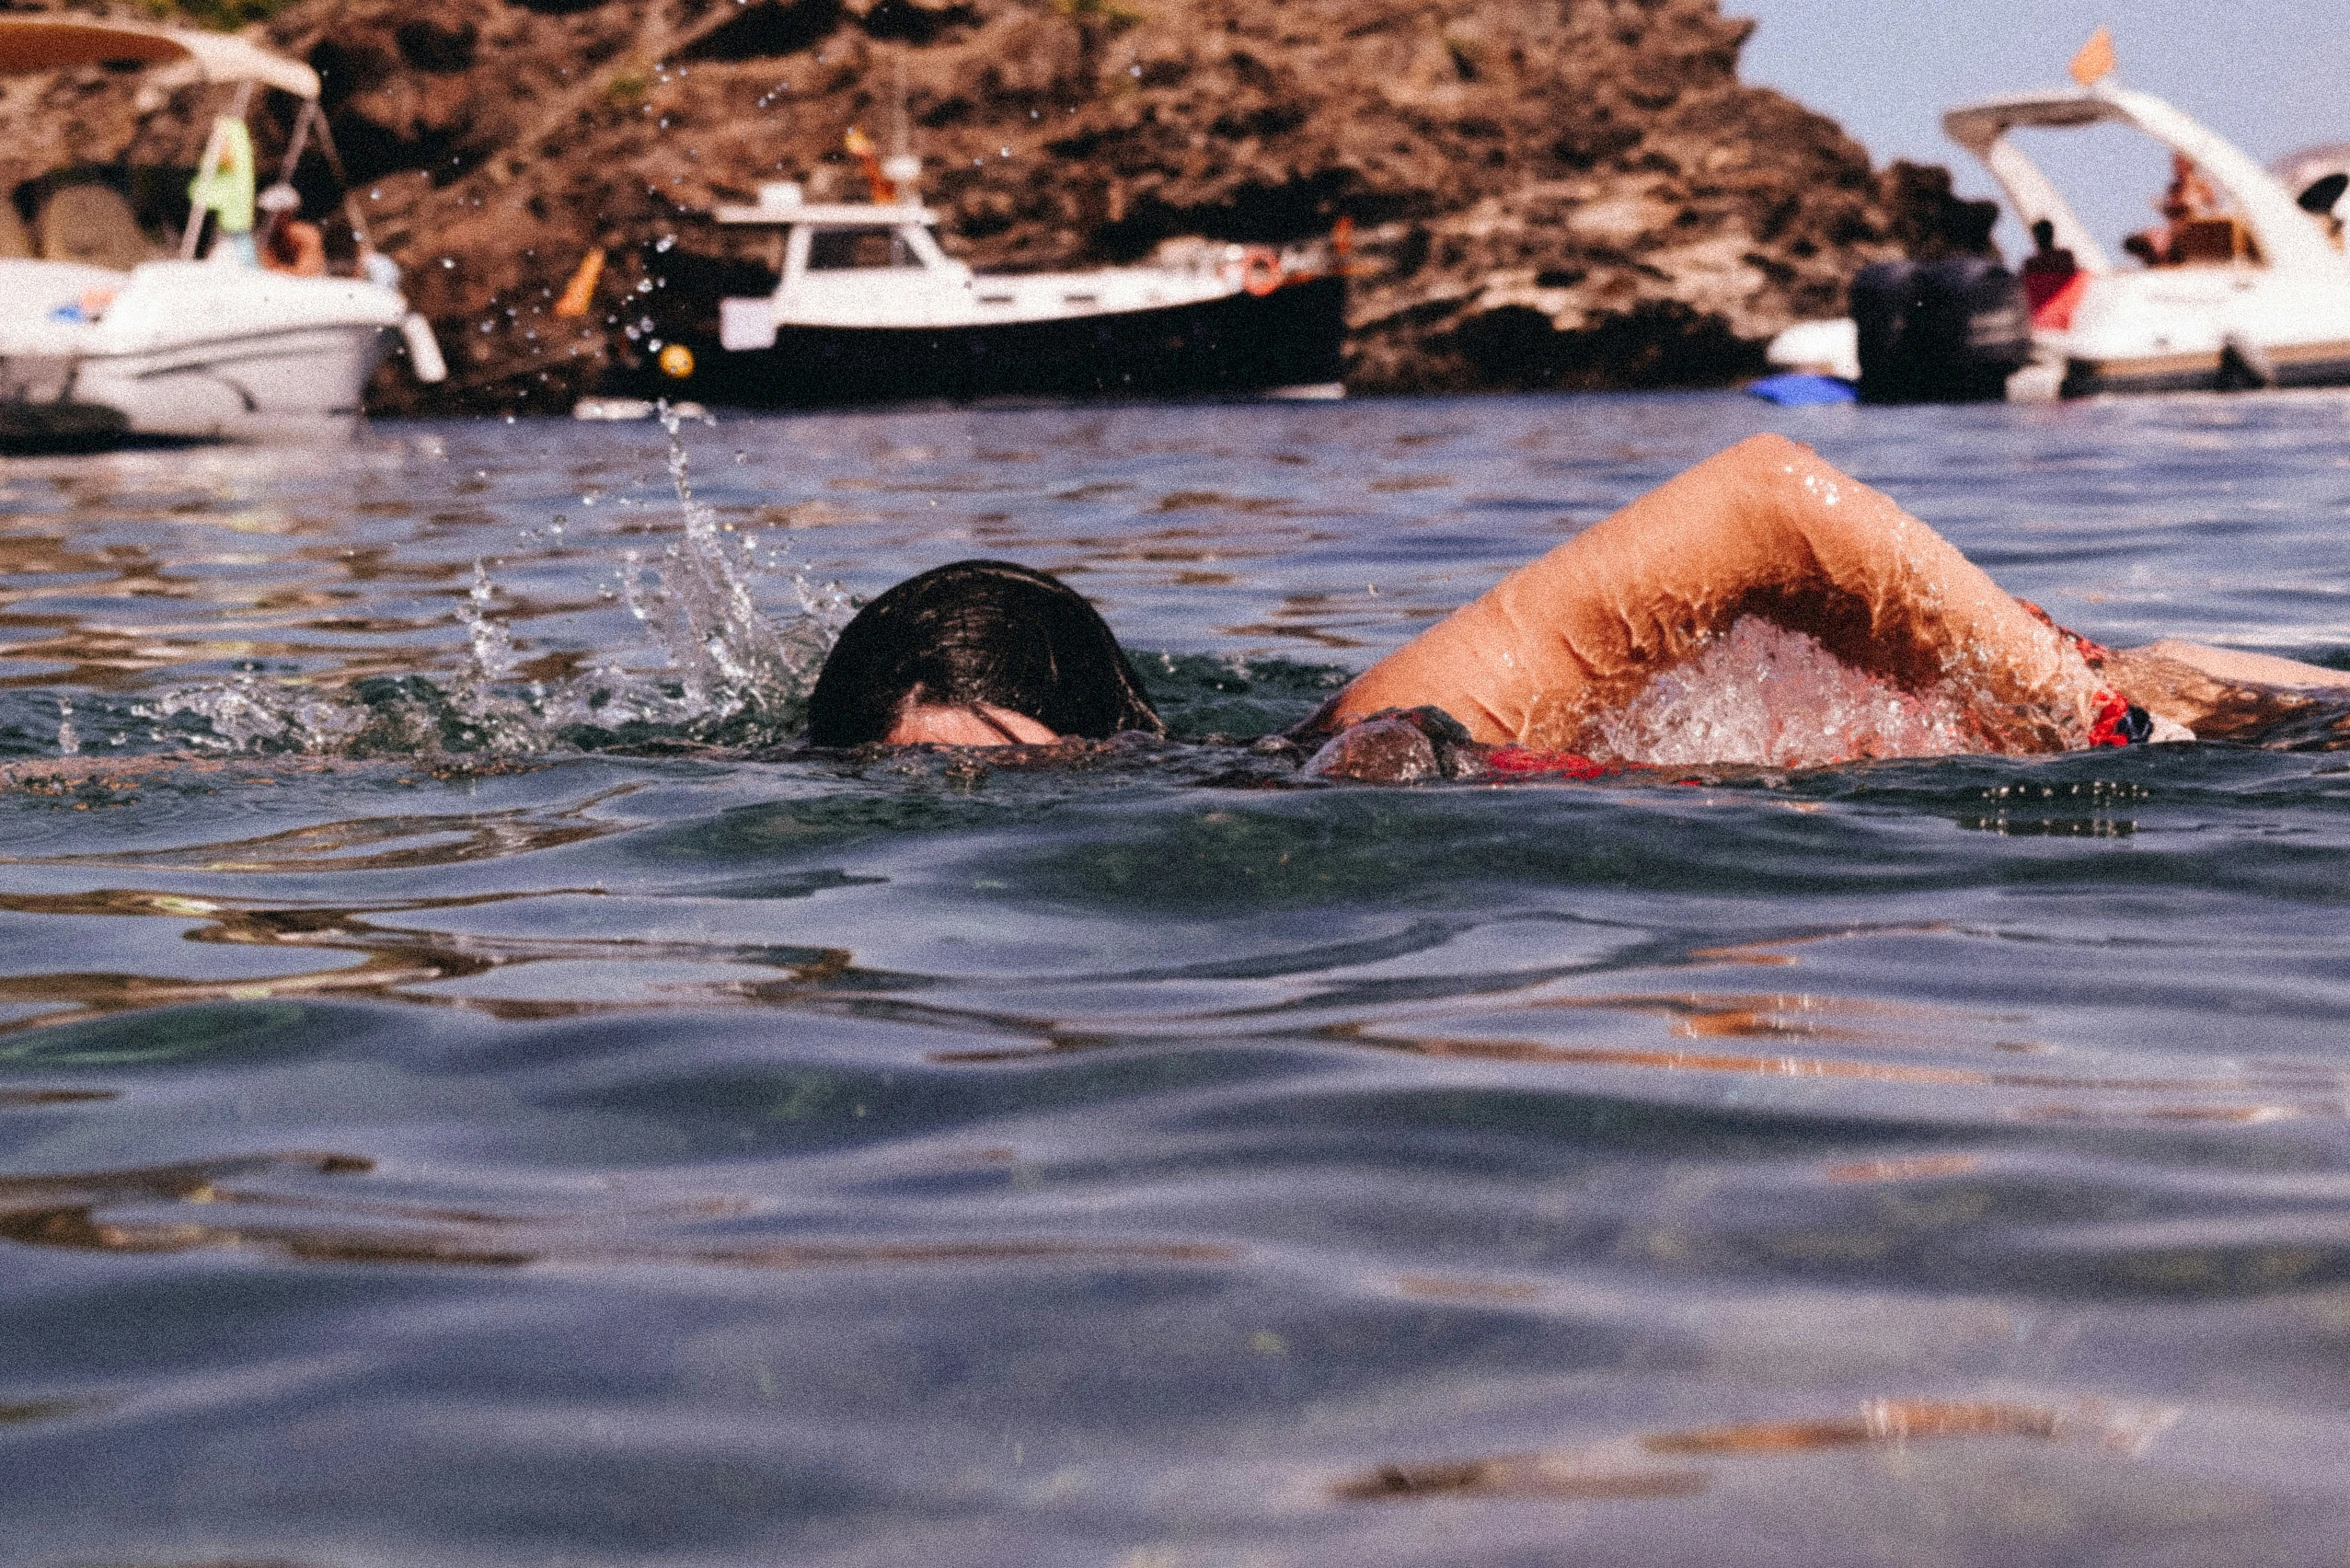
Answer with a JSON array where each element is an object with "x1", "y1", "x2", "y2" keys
[{"x1": 0, "y1": 0, "x2": 1992, "y2": 410}]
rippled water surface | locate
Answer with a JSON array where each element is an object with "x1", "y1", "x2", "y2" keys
[{"x1": 8, "y1": 391, "x2": 2350, "y2": 1567}]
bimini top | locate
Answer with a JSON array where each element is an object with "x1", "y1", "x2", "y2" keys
[
  {"x1": 1942, "y1": 89, "x2": 2121, "y2": 154},
  {"x1": 1939, "y1": 82, "x2": 2341, "y2": 277},
  {"x1": 0, "y1": 16, "x2": 319, "y2": 98}
]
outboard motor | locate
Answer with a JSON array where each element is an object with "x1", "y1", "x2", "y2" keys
[{"x1": 1852, "y1": 256, "x2": 2032, "y2": 403}]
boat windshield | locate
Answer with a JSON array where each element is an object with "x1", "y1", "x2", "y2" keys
[{"x1": 807, "y1": 228, "x2": 921, "y2": 271}]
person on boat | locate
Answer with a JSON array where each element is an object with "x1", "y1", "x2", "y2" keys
[
  {"x1": 2019, "y1": 219, "x2": 2085, "y2": 329},
  {"x1": 805, "y1": 435, "x2": 2350, "y2": 763},
  {"x1": 257, "y1": 183, "x2": 327, "y2": 277},
  {"x1": 2127, "y1": 152, "x2": 2222, "y2": 267}
]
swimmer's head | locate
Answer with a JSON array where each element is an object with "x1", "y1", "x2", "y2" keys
[{"x1": 804, "y1": 559, "x2": 1166, "y2": 747}]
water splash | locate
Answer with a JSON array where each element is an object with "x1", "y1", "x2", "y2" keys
[
  {"x1": 133, "y1": 669, "x2": 373, "y2": 755},
  {"x1": 129, "y1": 410, "x2": 851, "y2": 759},
  {"x1": 1593, "y1": 617, "x2": 2001, "y2": 769},
  {"x1": 623, "y1": 402, "x2": 848, "y2": 730}
]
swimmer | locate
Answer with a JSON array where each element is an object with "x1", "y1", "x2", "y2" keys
[
  {"x1": 805, "y1": 558, "x2": 1164, "y2": 747},
  {"x1": 807, "y1": 435, "x2": 2350, "y2": 765}
]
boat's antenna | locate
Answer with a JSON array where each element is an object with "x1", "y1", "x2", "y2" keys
[
  {"x1": 303, "y1": 106, "x2": 375, "y2": 250},
  {"x1": 882, "y1": 47, "x2": 920, "y2": 201},
  {"x1": 890, "y1": 49, "x2": 908, "y2": 166},
  {"x1": 274, "y1": 98, "x2": 317, "y2": 189}
]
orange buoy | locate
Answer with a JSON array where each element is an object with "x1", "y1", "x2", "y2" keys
[
  {"x1": 1241, "y1": 247, "x2": 1283, "y2": 298},
  {"x1": 658, "y1": 343, "x2": 696, "y2": 379}
]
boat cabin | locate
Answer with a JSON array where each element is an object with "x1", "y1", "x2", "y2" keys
[{"x1": 712, "y1": 183, "x2": 976, "y2": 345}]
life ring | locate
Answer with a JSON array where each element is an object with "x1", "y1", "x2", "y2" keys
[{"x1": 1240, "y1": 247, "x2": 1283, "y2": 298}]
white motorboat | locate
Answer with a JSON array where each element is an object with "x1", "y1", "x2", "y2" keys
[
  {"x1": 632, "y1": 178, "x2": 1346, "y2": 407},
  {"x1": 1768, "y1": 61, "x2": 2350, "y2": 402},
  {"x1": 1945, "y1": 83, "x2": 2350, "y2": 397},
  {"x1": 0, "y1": 17, "x2": 443, "y2": 448}
]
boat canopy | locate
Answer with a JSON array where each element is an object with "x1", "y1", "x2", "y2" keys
[
  {"x1": 0, "y1": 17, "x2": 319, "y2": 99},
  {"x1": 1942, "y1": 90, "x2": 2122, "y2": 149},
  {"x1": 1942, "y1": 84, "x2": 2338, "y2": 276}
]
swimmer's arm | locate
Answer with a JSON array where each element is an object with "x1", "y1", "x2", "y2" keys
[
  {"x1": 1334, "y1": 433, "x2": 2096, "y2": 748},
  {"x1": 2121, "y1": 641, "x2": 2350, "y2": 691},
  {"x1": 2102, "y1": 641, "x2": 2350, "y2": 741}
]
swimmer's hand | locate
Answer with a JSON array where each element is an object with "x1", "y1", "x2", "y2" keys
[{"x1": 1299, "y1": 707, "x2": 1485, "y2": 784}]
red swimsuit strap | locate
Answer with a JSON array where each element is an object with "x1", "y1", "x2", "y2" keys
[
  {"x1": 1484, "y1": 746, "x2": 1618, "y2": 779},
  {"x1": 2087, "y1": 688, "x2": 2159, "y2": 747}
]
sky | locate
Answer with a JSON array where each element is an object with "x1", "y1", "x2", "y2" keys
[{"x1": 1730, "y1": 0, "x2": 2350, "y2": 259}]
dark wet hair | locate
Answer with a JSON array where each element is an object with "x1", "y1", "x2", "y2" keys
[{"x1": 804, "y1": 559, "x2": 1166, "y2": 746}]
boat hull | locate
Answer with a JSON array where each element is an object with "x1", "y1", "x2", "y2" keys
[
  {"x1": 92, "y1": 324, "x2": 385, "y2": 440},
  {"x1": 2062, "y1": 337, "x2": 2350, "y2": 396},
  {"x1": 0, "y1": 260, "x2": 405, "y2": 448},
  {"x1": 0, "y1": 397, "x2": 129, "y2": 451},
  {"x1": 0, "y1": 325, "x2": 390, "y2": 447},
  {"x1": 647, "y1": 276, "x2": 1347, "y2": 408}
]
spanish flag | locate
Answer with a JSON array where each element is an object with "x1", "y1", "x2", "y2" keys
[{"x1": 187, "y1": 114, "x2": 256, "y2": 235}]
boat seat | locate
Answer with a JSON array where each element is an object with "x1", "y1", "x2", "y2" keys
[
  {"x1": 2172, "y1": 216, "x2": 2258, "y2": 265},
  {"x1": 36, "y1": 184, "x2": 151, "y2": 271},
  {"x1": 0, "y1": 197, "x2": 31, "y2": 260}
]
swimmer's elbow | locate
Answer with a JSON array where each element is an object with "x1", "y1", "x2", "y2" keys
[
  {"x1": 1714, "y1": 433, "x2": 1820, "y2": 491},
  {"x1": 1725, "y1": 431, "x2": 1812, "y2": 465}
]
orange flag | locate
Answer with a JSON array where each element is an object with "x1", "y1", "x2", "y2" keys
[
  {"x1": 2069, "y1": 26, "x2": 2115, "y2": 87},
  {"x1": 553, "y1": 248, "x2": 605, "y2": 319}
]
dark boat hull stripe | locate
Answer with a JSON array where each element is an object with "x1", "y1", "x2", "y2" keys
[{"x1": 647, "y1": 277, "x2": 1347, "y2": 407}]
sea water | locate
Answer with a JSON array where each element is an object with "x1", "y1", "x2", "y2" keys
[{"x1": 5, "y1": 390, "x2": 2350, "y2": 1566}]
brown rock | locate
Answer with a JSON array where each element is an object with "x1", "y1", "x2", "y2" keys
[{"x1": 0, "y1": 0, "x2": 1960, "y2": 412}]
